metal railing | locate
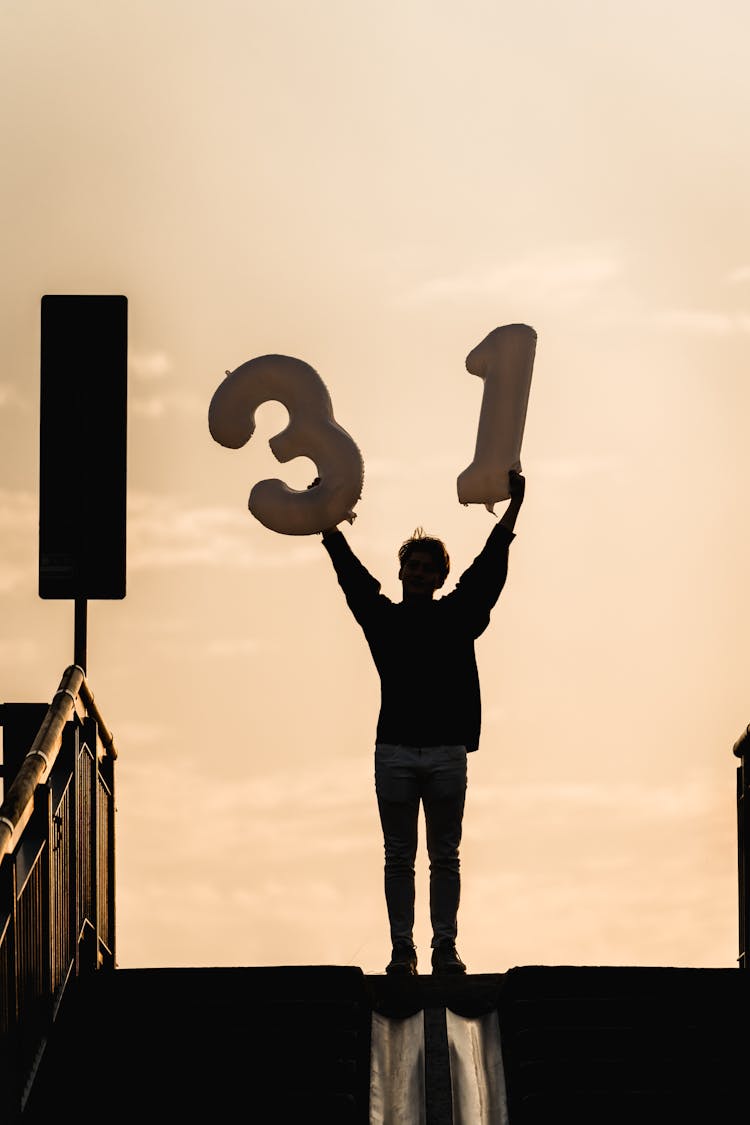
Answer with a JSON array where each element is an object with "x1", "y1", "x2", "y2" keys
[
  {"x1": 0, "y1": 665, "x2": 117, "y2": 1120},
  {"x1": 734, "y1": 723, "x2": 750, "y2": 969}
]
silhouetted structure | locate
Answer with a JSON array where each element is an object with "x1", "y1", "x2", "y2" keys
[
  {"x1": 734, "y1": 723, "x2": 750, "y2": 969},
  {"x1": 2, "y1": 673, "x2": 749, "y2": 1123},
  {"x1": 0, "y1": 667, "x2": 116, "y2": 1121},
  {"x1": 39, "y1": 294, "x2": 128, "y2": 669}
]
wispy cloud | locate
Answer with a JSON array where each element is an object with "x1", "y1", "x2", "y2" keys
[
  {"x1": 129, "y1": 350, "x2": 173, "y2": 380},
  {"x1": 651, "y1": 308, "x2": 750, "y2": 335},
  {"x1": 128, "y1": 349, "x2": 206, "y2": 418},
  {"x1": 401, "y1": 251, "x2": 750, "y2": 341},
  {"x1": 112, "y1": 719, "x2": 174, "y2": 747},
  {"x1": 0, "y1": 384, "x2": 28, "y2": 410},
  {"x1": 364, "y1": 453, "x2": 462, "y2": 480},
  {"x1": 528, "y1": 454, "x2": 623, "y2": 481},
  {"x1": 204, "y1": 637, "x2": 262, "y2": 657},
  {"x1": 120, "y1": 755, "x2": 374, "y2": 849},
  {"x1": 403, "y1": 244, "x2": 623, "y2": 306},
  {"x1": 469, "y1": 776, "x2": 713, "y2": 822},
  {"x1": 0, "y1": 638, "x2": 40, "y2": 665},
  {"x1": 0, "y1": 489, "x2": 35, "y2": 530},
  {"x1": 115, "y1": 757, "x2": 733, "y2": 971},
  {"x1": 130, "y1": 387, "x2": 205, "y2": 419},
  {"x1": 0, "y1": 566, "x2": 28, "y2": 595},
  {"x1": 127, "y1": 492, "x2": 321, "y2": 571},
  {"x1": 0, "y1": 489, "x2": 36, "y2": 594}
]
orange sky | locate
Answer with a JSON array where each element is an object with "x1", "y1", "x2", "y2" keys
[{"x1": 1, "y1": 0, "x2": 748, "y2": 973}]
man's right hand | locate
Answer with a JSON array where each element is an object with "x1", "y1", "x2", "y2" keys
[{"x1": 308, "y1": 478, "x2": 339, "y2": 536}]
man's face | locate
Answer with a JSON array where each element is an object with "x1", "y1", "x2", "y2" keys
[{"x1": 399, "y1": 549, "x2": 443, "y2": 600}]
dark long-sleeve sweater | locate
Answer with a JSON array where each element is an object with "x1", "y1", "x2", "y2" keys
[{"x1": 322, "y1": 522, "x2": 515, "y2": 752}]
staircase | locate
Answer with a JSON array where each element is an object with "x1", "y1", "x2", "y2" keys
[
  {"x1": 23, "y1": 964, "x2": 371, "y2": 1123},
  {"x1": 498, "y1": 964, "x2": 749, "y2": 1124}
]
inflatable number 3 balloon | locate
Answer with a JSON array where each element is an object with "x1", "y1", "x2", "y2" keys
[
  {"x1": 208, "y1": 355, "x2": 365, "y2": 536},
  {"x1": 457, "y1": 324, "x2": 537, "y2": 513}
]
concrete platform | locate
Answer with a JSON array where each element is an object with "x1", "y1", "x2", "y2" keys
[{"x1": 21, "y1": 964, "x2": 750, "y2": 1124}]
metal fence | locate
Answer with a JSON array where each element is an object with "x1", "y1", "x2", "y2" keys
[
  {"x1": 0, "y1": 666, "x2": 116, "y2": 1121},
  {"x1": 735, "y1": 724, "x2": 750, "y2": 970}
]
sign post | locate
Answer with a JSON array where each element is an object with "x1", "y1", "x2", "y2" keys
[{"x1": 39, "y1": 295, "x2": 128, "y2": 672}]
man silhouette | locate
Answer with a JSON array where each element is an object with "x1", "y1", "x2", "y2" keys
[{"x1": 321, "y1": 470, "x2": 525, "y2": 975}]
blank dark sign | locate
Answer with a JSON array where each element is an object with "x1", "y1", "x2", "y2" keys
[{"x1": 39, "y1": 295, "x2": 128, "y2": 599}]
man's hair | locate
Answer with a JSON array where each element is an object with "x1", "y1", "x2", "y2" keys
[{"x1": 398, "y1": 527, "x2": 450, "y2": 583}]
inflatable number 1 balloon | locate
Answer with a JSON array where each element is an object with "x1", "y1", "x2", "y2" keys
[
  {"x1": 208, "y1": 355, "x2": 364, "y2": 536},
  {"x1": 457, "y1": 323, "x2": 537, "y2": 513}
]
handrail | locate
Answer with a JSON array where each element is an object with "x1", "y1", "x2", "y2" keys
[
  {"x1": 0, "y1": 664, "x2": 117, "y2": 866},
  {"x1": 734, "y1": 724, "x2": 750, "y2": 760},
  {"x1": 734, "y1": 723, "x2": 750, "y2": 969},
  {"x1": 78, "y1": 676, "x2": 117, "y2": 761},
  {"x1": 0, "y1": 663, "x2": 119, "y2": 1120}
]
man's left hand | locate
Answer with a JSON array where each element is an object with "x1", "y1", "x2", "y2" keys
[{"x1": 508, "y1": 469, "x2": 525, "y2": 506}]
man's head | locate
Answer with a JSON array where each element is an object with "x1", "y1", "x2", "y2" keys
[{"x1": 398, "y1": 528, "x2": 450, "y2": 600}]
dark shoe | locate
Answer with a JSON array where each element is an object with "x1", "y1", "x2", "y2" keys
[
  {"x1": 386, "y1": 943, "x2": 418, "y2": 975},
  {"x1": 431, "y1": 941, "x2": 466, "y2": 975}
]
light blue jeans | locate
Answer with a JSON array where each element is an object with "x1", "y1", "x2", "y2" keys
[{"x1": 374, "y1": 743, "x2": 468, "y2": 951}]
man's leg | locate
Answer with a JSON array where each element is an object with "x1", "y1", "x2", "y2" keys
[
  {"x1": 423, "y1": 746, "x2": 467, "y2": 965},
  {"x1": 375, "y1": 745, "x2": 420, "y2": 966}
]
